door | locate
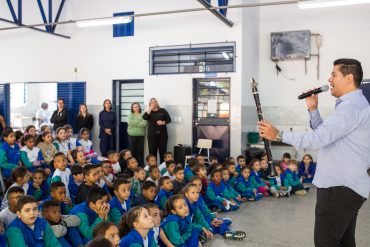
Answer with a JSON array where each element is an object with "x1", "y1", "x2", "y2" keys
[
  {"x1": 193, "y1": 78, "x2": 230, "y2": 162},
  {"x1": 112, "y1": 80, "x2": 144, "y2": 151},
  {"x1": 0, "y1": 84, "x2": 10, "y2": 127}
]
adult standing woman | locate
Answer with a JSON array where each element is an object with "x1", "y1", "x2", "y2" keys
[
  {"x1": 142, "y1": 98, "x2": 171, "y2": 163},
  {"x1": 127, "y1": 102, "x2": 147, "y2": 167},
  {"x1": 76, "y1": 103, "x2": 94, "y2": 134},
  {"x1": 99, "y1": 99, "x2": 116, "y2": 157},
  {"x1": 50, "y1": 98, "x2": 68, "y2": 132}
]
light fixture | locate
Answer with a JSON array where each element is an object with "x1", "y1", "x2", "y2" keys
[
  {"x1": 221, "y1": 51, "x2": 230, "y2": 60},
  {"x1": 75, "y1": 16, "x2": 132, "y2": 28},
  {"x1": 298, "y1": 0, "x2": 370, "y2": 9}
]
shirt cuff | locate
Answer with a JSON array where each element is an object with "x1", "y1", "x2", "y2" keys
[{"x1": 308, "y1": 109, "x2": 320, "y2": 120}]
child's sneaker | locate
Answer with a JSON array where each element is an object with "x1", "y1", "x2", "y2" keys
[
  {"x1": 295, "y1": 190, "x2": 307, "y2": 196},
  {"x1": 224, "y1": 231, "x2": 246, "y2": 240},
  {"x1": 272, "y1": 191, "x2": 280, "y2": 198}
]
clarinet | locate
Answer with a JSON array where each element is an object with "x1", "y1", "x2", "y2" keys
[{"x1": 251, "y1": 78, "x2": 277, "y2": 177}]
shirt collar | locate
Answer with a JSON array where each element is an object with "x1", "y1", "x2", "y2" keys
[{"x1": 336, "y1": 89, "x2": 363, "y2": 108}]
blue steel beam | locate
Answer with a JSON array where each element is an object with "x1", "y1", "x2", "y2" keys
[
  {"x1": 52, "y1": 0, "x2": 65, "y2": 32},
  {"x1": 6, "y1": 0, "x2": 18, "y2": 23},
  {"x1": 18, "y1": 0, "x2": 22, "y2": 24},
  {"x1": 197, "y1": 0, "x2": 233, "y2": 27},
  {"x1": 49, "y1": 0, "x2": 52, "y2": 24},
  {"x1": 0, "y1": 17, "x2": 70, "y2": 38},
  {"x1": 36, "y1": 0, "x2": 51, "y2": 32}
]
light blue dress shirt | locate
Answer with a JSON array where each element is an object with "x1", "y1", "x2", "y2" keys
[{"x1": 283, "y1": 89, "x2": 370, "y2": 198}]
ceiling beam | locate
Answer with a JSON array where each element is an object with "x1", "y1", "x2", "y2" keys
[{"x1": 196, "y1": 0, "x2": 233, "y2": 27}]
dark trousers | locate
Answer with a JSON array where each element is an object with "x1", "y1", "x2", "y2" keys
[
  {"x1": 314, "y1": 186, "x2": 366, "y2": 247},
  {"x1": 100, "y1": 133, "x2": 116, "y2": 157},
  {"x1": 148, "y1": 131, "x2": 168, "y2": 163},
  {"x1": 128, "y1": 135, "x2": 145, "y2": 167}
]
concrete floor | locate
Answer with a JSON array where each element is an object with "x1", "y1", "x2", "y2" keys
[{"x1": 204, "y1": 187, "x2": 370, "y2": 247}]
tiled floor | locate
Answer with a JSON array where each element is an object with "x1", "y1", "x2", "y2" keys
[{"x1": 204, "y1": 187, "x2": 370, "y2": 247}]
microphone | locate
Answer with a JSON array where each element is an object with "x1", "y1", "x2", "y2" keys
[{"x1": 298, "y1": 85, "x2": 329, "y2": 100}]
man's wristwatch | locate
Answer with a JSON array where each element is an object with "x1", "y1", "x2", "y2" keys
[{"x1": 276, "y1": 130, "x2": 284, "y2": 142}]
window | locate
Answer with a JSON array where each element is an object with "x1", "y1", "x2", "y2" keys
[
  {"x1": 10, "y1": 83, "x2": 27, "y2": 107},
  {"x1": 120, "y1": 83, "x2": 144, "y2": 122},
  {"x1": 150, "y1": 42, "x2": 235, "y2": 75}
]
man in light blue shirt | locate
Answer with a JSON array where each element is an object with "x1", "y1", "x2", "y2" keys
[{"x1": 259, "y1": 58, "x2": 369, "y2": 247}]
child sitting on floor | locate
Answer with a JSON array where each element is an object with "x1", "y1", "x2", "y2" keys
[
  {"x1": 172, "y1": 165, "x2": 187, "y2": 195},
  {"x1": 284, "y1": 160, "x2": 307, "y2": 196},
  {"x1": 109, "y1": 178, "x2": 131, "y2": 224},
  {"x1": 154, "y1": 176, "x2": 173, "y2": 211},
  {"x1": 250, "y1": 159, "x2": 270, "y2": 197},
  {"x1": 270, "y1": 165, "x2": 292, "y2": 198}
]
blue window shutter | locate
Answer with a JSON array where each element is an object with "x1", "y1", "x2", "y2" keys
[
  {"x1": 57, "y1": 82, "x2": 86, "y2": 134},
  {"x1": 113, "y1": 11, "x2": 134, "y2": 37},
  {"x1": 218, "y1": 0, "x2": 228, "y2": 16},
  {"x1": 0, "y1": 84, "x2": 10, "y2": 126}
]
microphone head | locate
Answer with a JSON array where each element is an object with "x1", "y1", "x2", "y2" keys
[{"x1": 321, "y1": 85, "x2": 329, "y2": 92}]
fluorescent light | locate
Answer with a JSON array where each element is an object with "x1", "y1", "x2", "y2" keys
[
  {"x1": 76, "y1": 16, "x2": 132, "y2": 27},
  {"x1": 298, "y1": 0, "x2": 370, "y2": 9},
  {"x1": 221, "y1": 52, "x2": 230, "y2": 60}
]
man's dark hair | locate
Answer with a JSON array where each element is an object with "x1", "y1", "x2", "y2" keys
[
  {"x1": 87, "y1": 187, "x2": 108, "y2": 204},
  {"x1": 334, "y1": 58, "x2": 363, "y2": 87},
  {"x1": 7, "y1": 186, "x2": 25, "y2": 199},
  {"x1": 141, "y1": 180, "x2": 156, "y2": 192},
  {"x1": 17, "y1": 195, "x2": 37, "y2": 212}
]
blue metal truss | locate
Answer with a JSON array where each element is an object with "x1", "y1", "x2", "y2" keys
[
  {"x1": 1, "y1": 0, "x2": 69, "y2": 38},
  {"x1": 197, "y1": 0, "x2": 233, "y2": 27}
]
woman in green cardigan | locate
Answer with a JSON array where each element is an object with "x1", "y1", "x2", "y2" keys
[{"x1": 127, "y1": 102, "x2": 147, "y2": 167}]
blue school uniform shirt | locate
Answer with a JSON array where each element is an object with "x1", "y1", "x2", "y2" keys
[
  {"x1": 68, "y1": 175, "x2": 81, "y2": 204},
  {"x1": 160, "y1": 214, "x2": 187, "y2": 234},
  {"x1": 1, "y1": 141, "x2": 20, "y2": 177},
  {"x1": 154, "y1": 189, "x2": 173, "y2": 210},
  {"x1": 250, "y1": 170, "x2": 264, "y2": 185},
  {"x1": 70, "y1": 202, "x2": 98, "y2": 224},
  {"x1": 110, "y1": 196, "x2": 131, "y2": 215},
  {"x1": 119, "y1": 229, "x2": 156, "y2": 247},
  {"x1": 208, "y1": 181, "x2": 226, "y2": 197},
  {"x1": 298, "y1": 162, "x2": 316, "y2": 179},
  {"x1": 39, "y1": 196, "x2": 70, "y2": 214},
  {"x1": 7, "y1": 217, "x2": 48, "y2": 247},
  {"x1": 27, "y1": 180, "x2": 50, "y2": 201}
]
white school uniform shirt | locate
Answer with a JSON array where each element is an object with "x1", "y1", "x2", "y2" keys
[
  {"x1": 105, "y1": 174, "x2": 114, "y2": 184},
  {"x1": 0, "y1": 208, "x2": 17, "y2": 229},
  {"x1": 121, "y1": 201, "x2": 127, "y2": 211},
  {"x1": 163, "y1": 171, "x2": 175, "y2": 180},
  {"x1": 52, "y1": 168, "x2": 71, "y2": 198},
  {"x1": 276, "y1": 176, "x2": 282, "y2": 187},
  {"x1": 112, "y1": 162, "x2": 121, "y2": 174},
  {"x1": 1, "y1": 182, "x2": 29, "y2": 210},
  {"x1": 146, "y1": 177, "x2": 158, "y2": 186},
  {"x1": 21, "y1": 146, "x2": 40, "y2": 163},
  {"x1": 79, "y1": 139, "x2": 93, "y2": 154},
  {"x1": 68, "y1": 137, "x2": 78, "y2": 150},
  {"x1": 53, "y1": 140, "x2": 70, "y2": 156},
  {"x1": 158, "y1": 162, "x2": 167, "y2": 174},
  {"x1": 153, "y1": 226, "x2": 160, "y2": 244}
]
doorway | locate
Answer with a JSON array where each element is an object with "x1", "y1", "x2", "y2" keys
[
  {"x1": 112, "y1": 80, "x2": 144, "y2": 151},
  {"x1": 193, "y1": 78, "x2": 230, "y2": 162}
]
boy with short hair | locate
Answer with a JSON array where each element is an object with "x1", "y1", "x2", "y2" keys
[
  {"x1": 172, "y1": 165, "x2": 187, "y2": 194},
  {"x1": 185, "y1": 157, "x2": 198, "y2": 181},
  {"x1": 6, "y1": 195, "x2": 61, "y2": 246},
  {"x1": 40, "y1": 181, "x2": 73, "y2": 214},
  {"x1": 75, "y1": 164, "x2": 99, "y2": 204},
  {"x1": 284, "y1": 160, "x2": 307, "y2": 196},
  {"x1": 158, "y1": 152, "x2": 173, "y2": 175},
  {"x1": 236, "y1": 155, "x2": 246, "y2": 174},
  {"x1": 70, "y1": 187, "x2": 110, "y2": 242},
  {"x1": 131, "y1": 167, "x2": 146, "y2": 195},
  {"x1": 144, "y1": 154, "x2": 157, "y2": 177},
  {"x1": 131, "y1": 180, "x2": 157, "y2": 207},
  {"x1": 146, "y1": 166, "x2": 160, "y2": 186},
  {"x1": 108, "y1": 178, "x2": 131, "y2": 223},
  {"x1": 100, "y1": 160, "x2": 114, "y2": 189},
  {"x1": 0, "y1": 186, "x2": 24, "y2": 228},
  {"x1": 51, "y1": 152, "x2": 72, "y2": 199},
  {"x1": 163, "y1": 160, "x2": 176, "y2": 180},
  {"x1": 42, "y1": 200, "x2": 82, "y2": 247},
  {"x1": 68, "y1": 165, "x2": 84, "y2": 204},
  {"x1": 226, "y1": 162, "x2": 238, "y2": 185}
]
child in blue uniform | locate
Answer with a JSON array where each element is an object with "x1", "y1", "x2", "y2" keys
[
  {"x1": 27, "y1": 168, "x2": 49, "y2": 201},
  {"x1": 184, "y1": 157, "x2": 197, "y2": 181},
  {"x1": 269, "y1": 165, "x2": 291, "y2": 198},
  {"x1": 235, "y1": 155, "x2": 246, "y2": 174},
  {"x1": 118, "y1": 206, "x2": 157, "y2": 247},
  {"x1": 0, "y1": 127, "x2": 20, "y2": 178},
  {"x1": 154, "y1": 176, "x2": 173, "y2": 210},
  {"x1": 250, "y1": 159, "x2": 270, "y2": 197},
  {"x1": 298, "y1": 154, "x2": 316, "y2": 183},
  {"x1": 131, "y1": 181, "x2": 157, "y2": 207},
  {"x1": 20, "y1": 135, "x2": 48, "y2": 174},
  {"x1": 235, "y1": 166, "x2": 262, "y2": 201},
  {"x1": 109, "y1": 178, "x2": 131, "y2": 224},
  {"x1": 70, "y1": 187, "x2": 110, "y2": 243},
  {"x1": 39, "y1": 181, "x2": 74, "y2": 214},
  {"x1": 205, "y1": 169, "x2": 239, "y2": 212},
  {"x1": 6, "y1": 195, "x2": 61, "y2": 247},
  {"x1": 160, "y1": 194, "x2": 200, "y2": 247},
  {"x1": 284, "y1": 160, "x2": 307, "y2": 196},
  {"x1": 221, "y1": 168, "x2": 243, "y2": 204},
  {"x1": 68, "y1": 165, "x2": 84, "y2": 204}
]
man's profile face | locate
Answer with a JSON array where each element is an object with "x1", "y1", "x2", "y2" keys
[{"x1": 328, "y1": 65, "x2": 352, "y2": 98}]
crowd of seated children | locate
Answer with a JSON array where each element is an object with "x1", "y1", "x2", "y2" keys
[{"x1": 0, "y1": 124, "x2": 317, "y2": 246}]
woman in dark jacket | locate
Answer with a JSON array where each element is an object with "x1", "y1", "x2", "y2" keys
[
  {"x1": 142, "y1": 98, "x2": 171, "y2": 163},
  {"x1": 99, "y1": 99, "x2": 116, "y2": 156},
  {"x1": 76, "y1": 103, "x2": 94, "y2": 134}
]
